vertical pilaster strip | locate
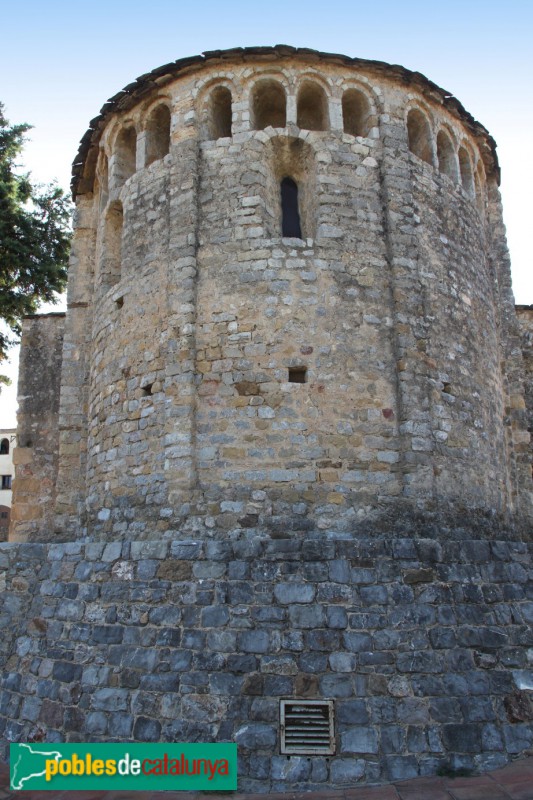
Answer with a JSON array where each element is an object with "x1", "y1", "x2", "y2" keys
[
  {"x1": 165, "y1": 123, "x2": 201, "y2": 512},
  {"x1": 378, "y1": 114, "x2": 436, "y2": 507},
  {"x1": 53, "y1": 195, "x2": 96, "y2": 536}
]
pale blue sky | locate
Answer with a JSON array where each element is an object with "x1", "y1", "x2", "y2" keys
[{"x1": 1, "y1": 0, "x2": 532, "y2": 425}]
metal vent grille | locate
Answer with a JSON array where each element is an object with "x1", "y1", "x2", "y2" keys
[{"x1": 280, "y1": 700, "x2": 335, "y2": 755}]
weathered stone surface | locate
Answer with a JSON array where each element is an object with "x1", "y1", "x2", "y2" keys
[
  {"x1": 271, "y1": 756, "x2": 311, "y2": 782},
  {"x1": 404, "y1": 569, "x2": 434, "y2": 585},
  {"x1": 504, "y1": 690, "x2": 533, "y2": 722},
  {"x1": 340, "y1": 727, "x2": 379, "y2": 754},
  {"x1": 442, "y1": 724, "x2": 482, "y2": 753},
  {"x1": 330, "y1": 759, "x2": 365, "y2": 783},
  {"x1": 133, "y1": 716, "x2": 161, "y2": 741},
  {"x1": 157, "y1": 560, "x2": 192, "y2": 580},
  {"x1": 52, "y1": 662, "x2": 83, "y2": 683},
  {"x1": 234, "y1": 722, "x2": 277, "y2": 749},
  {"x1": 274, "y1": 583, "x2": 316, "y2": 604}
]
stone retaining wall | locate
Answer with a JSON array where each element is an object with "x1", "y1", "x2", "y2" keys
[{"x1": 1, "y1": 532, "x2": 532, "y2": 790}]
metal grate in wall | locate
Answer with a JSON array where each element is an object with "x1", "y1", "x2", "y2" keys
[{"x1": 280, "y1": 699, "x2": 335, "y2": 755}]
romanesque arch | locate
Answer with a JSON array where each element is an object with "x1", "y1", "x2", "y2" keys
[
  {"x1": 407, "y1": 107, "x2": 433, "y2": 165},
  {"x1": 252, "y1": 79, "x2": 286, "y2": 130},
  {"x1": 297, "y1": 81, "x2": 329, "y2": 131},
  {"x1": 207, "y1": 85, "x2": 232, "y2": 139},
  {"x1": 145, "y1": 104, "x2": 171, "y2": 166},
  {"x1": 342, "y1": 88, "x2": 371, "y2": 137}
]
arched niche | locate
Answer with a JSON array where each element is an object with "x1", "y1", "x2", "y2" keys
[
  {"x1": 297, "y1": 81, "x2": 329, "y2": 131},
  {"x1": 475, "y1": 163, "x2": 485, "y2": 213},
  {"x1": 145, "y1": 104, "x2": 171, "y2": 166},
  {"x1": 101, "y1": 201, "x2": 123, "y2": 289},
  {"x1": 407, "y1": 108, "x2": 433, "y2": 165},
  {"x1": 252, "y1": 79, "x2": 286, "y2": 130},
  {"x1": 113, "y1": 126, "x2": 137, "y2": 187},
  {"x1": 76, "y1": 144, "x2": 99, "y2": 196},
  {"x1": 207, "y1": 86, "x2": 232, "y2": 139},
  {"x1": 436, "y1": 130, "x2": 458, "y2": 181},
  {"x1": 342, "y1": 88, "x2": 371, "y2": 137},
  {"x1": 96, "y1": 152, "x2": 109, "y2": 214},
  {"x1": 458, "y1": 146, "x2": 475, "y2": 197}
]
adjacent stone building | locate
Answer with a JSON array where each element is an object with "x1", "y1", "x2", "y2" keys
[
  {"x1": 1, "y1": 47, "x2": 532, "y2": 789},
  {"x1": 0, "y1": 428, "x2": 15, "y2": 540}
]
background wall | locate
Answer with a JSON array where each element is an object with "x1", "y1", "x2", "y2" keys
[{"x1": 0, "y1": 533, "x2": 532, "y2": 789}]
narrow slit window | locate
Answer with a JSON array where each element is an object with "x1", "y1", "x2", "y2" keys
[
  {"x1": 281, "y1": 177, "x2": 302, "y2": 238},
  {"x1": 288, "y1": 366, "x2": 307, "y2": 383}
]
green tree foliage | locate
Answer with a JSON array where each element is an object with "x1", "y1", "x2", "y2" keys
[{"x1": 0, "y1": 103, "x2": 71, "y2": 362}]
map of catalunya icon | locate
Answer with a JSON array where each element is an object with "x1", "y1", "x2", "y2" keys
[{"x1": 11, "y1": 743, "x2": 62, "y2": 790}]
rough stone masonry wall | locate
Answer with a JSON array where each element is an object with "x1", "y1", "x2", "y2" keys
[
  {"x1": 194, "y1": 124, "x2": 400, "y2": 526},
  {"x1": 37, "y1": 56, "x2": 528, "y2": 543},
  {"x1": 1, "y1": 532, "x2": 533, "y2": 790},
  {"x1": 517, "y1": 306, "x2": 533, "y2": 479},
  {"x1": 409, "y1": 159, "x2": 508, "y2": 510}
]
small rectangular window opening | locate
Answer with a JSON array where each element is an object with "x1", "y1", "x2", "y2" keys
[
  {"x1": 288, "y1": 366, "x2": 307, "y2": 384},
  {"x1": 281, "y1": 177, "x2": 302, "y2": 239},
  {"x1": 280, "y1": 700, "x2": 335, "y2": 755},
  {"x1": 1, "y1": 476, "x2": 12, "y2": 490}
]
